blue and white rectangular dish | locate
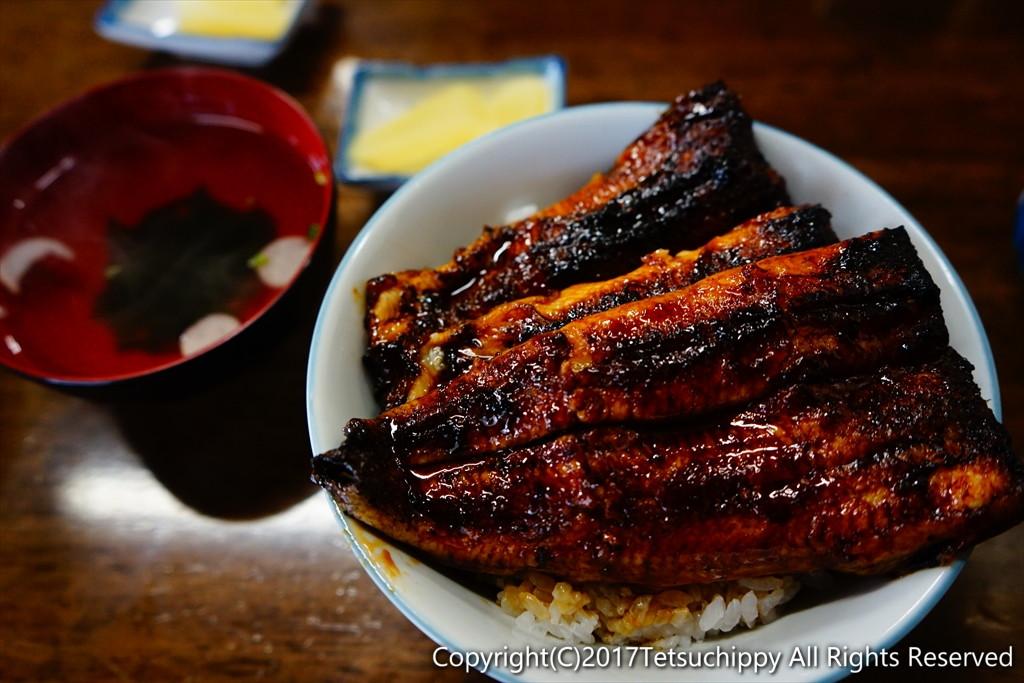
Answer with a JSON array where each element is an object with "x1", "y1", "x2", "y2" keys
[
  {"x1": 95, "y1": 0, "x2": 311, "y2": 67},
  {"x1": 335, "y1": 55, "x2": 567, "y2": 188}
]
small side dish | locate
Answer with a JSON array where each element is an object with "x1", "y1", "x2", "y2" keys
[
  {"x1": 336, "y1": 56, "x2": 565, "y2": 187},
  {"x1": 95, "y1": 0, "x2": 310, "y2": 66}
]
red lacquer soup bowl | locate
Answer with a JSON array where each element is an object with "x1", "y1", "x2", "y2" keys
[{"x1": 0, "y1": 68, "x2": 331, "y2": 384}]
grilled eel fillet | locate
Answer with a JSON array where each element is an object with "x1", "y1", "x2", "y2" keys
[
  {"x1": 340, "y1": 228, "x2": 947, "y2": 466},
  {"x1": 364, "y1": 81, "x2": 789, "y2": 406},
  {"x1": 314, "y1": 351, "x2": 1024, "y2": 585},
  {"x1": 401, "y1": 204, "x2": 836, "y2": 407}
]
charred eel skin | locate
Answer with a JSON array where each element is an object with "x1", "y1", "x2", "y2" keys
[
  {"x1": 341, "y1": 228, "x2": 947, "y2": 466},
  {"x1": 399, "y1": 204, "x2": 836, "y2": 407},
  {"x1": 314, "y1": 351, "x2": 1024, "y2": 586},
  {"x1": 364, "y1": 81, "x2": 789, "y2": 407}
]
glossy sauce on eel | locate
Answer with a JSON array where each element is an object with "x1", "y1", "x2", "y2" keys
[
  {"x1": 341, "y1": 228, "x2": 947, "y2": 466},
  {"x1": 399, "y1": 204, "x2": 836, "y2": 408},
  {"x1": 364, "y1": 82, "x2": 789, "y2": 406},
  {"x1": 315, "y1": 352, "x2": 1024, "y2": 585}
]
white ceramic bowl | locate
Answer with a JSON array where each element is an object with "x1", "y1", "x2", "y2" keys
[{"x1": 307, "y1": 103, "x2": 1000, "y2": 682}]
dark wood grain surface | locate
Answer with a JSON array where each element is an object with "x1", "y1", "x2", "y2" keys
[{"x1": 1, "y1": 1, "x2": 1022, "y2": 681}]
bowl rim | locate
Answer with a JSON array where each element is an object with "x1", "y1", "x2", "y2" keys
[
  {"x1": 307, "y1": 101, "x2": 999, "y2": 681},
  {"x1": 0, "y1": 66, "x2": 333, "y2": 385}
]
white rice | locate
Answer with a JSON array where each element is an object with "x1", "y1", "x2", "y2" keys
[{"x1": 498, "y1": 572, "x2": 800, "y2": 648}]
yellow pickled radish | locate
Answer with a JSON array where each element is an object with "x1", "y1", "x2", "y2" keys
[
  {"x1": 349, "y1": 77, "x2": 553, "y2": 175},
  {"x1": 176, "y1": 0, "x2": 297, "y2": 40},
  {"x1": 486, "y1": 76, "x2": 553, "y2": 128}
]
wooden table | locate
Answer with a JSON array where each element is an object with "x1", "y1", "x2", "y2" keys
[{"x1": 1, "y1": 2, "x2": 1022, "y2": 681}]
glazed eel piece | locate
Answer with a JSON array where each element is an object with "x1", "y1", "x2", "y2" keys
[
  {"x1": 399, "y1": 204, "x2": 835, "y2": 407},
  {"x1": 364, "y1": 81, "x2": 789, "y2": 406},
  {"x1": 338, "y1": 228, "x2": 948, "y2": 466},
  {"x1": 314, "y1": 351, "x2": 1024, "y2": 585}
]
